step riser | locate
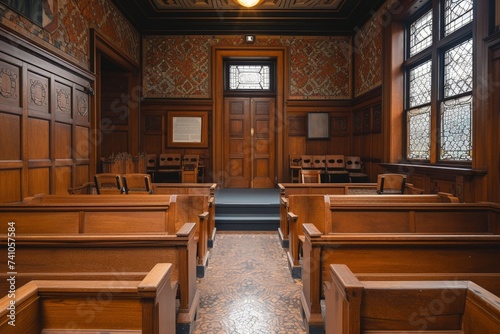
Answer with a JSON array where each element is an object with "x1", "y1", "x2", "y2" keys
[
  {"x1": 214, "y1": 189, "x2": 280, "y2": 231},
  {"x1": 215, "y1": 206, "x2": 279, "y2": 218}
]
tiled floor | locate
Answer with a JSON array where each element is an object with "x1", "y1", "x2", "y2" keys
[{"x1": 192, "y1": 232, "x2": 307, "y2": 334}]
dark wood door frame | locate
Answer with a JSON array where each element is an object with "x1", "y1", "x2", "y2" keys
[
  {"x1": 90, "y1": 29, "x2": 140, "y2": 175},
  {"x1": 212, "y1": 46, "x2": 287, "y2": 187}
]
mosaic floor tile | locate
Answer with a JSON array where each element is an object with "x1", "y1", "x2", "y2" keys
[{"x1": 192, "y1": 232, "x2": 307, "y2": 334}]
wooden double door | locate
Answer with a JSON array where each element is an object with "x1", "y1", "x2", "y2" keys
[{"x1": 223, "y1": 97, "x2": 276, "y2": 188}]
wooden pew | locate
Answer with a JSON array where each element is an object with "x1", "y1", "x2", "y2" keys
[
  {"x1": 325, "y1": 264, "x2": 500, "y2": 334},
  {"x1": 285, "y1": 193, "x2": 461, "y2": 277},
  {"x1": 277, "y1": 182, "x2": 424, "y2": 247},
  {"x1": 0, "y1": 222, "x2": 199, "y2": 333},
  {"x1": 0, "y1": 263, "x2": 177, "y2": 334},
  {"x1": 9, "y1": 193, "x2": 210, "y2": 277},
  {"x1": 153, "y1": 183, "x2": 218, "y2": 247},
  {"x1": 0, "y1": 206, "x2": 199, "y2": 330},
  {"x1": 301, "y1": 223, "x2": 500, "y2": 333}
]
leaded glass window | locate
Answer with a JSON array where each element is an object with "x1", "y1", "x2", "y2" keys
[
  {"x1": 444, "y1": 39, "x2": 473, "y2": 98},
  {"x1": 409, "y1": 9, "x2": 433, "y2": 57},
  {"x1": 404, "y1": 0, "x2": 474, "y2": 163},
  {"x1": 407, "y1": 107, "x2": 431, "y2": 160},
  {"x1": 228, "y1": 65, "x2": 271, "y2": 90},
  {"x1": 440, "y1": 95, "x2": 472, "y2": 161},
  {"x1": 444, "y1": 0, "x2": 473, "y2": 36},
  {"x1": 409, "y1": 60, "x2": 432, "y2": 108}
]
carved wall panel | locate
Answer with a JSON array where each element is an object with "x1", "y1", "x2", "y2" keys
[
  {"x1": 27, "y1": 71, "x2": 50, "y2": 115},
  {"x1": 331, "y1": 116, "x2": 348, "y2": 137},
  {"x1": 288, "y1": 116, "x2": 307, "y2": 136},
  {"x1": 0, "y1": 30, "x2": 93, "y2": 202},
  {"x1": 55, "y1": 81, "x2": 72, "y2": 119},
  {"x1": 0, "y1": 60, "x2": 20, "y2": 108}
]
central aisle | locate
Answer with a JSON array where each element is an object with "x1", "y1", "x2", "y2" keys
[{"x1": 193, "y1": 232, "x2": 307, "y2": 333}]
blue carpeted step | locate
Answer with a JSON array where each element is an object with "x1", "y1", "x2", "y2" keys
[{"x1": 215, "y1": 188, "x2": 280, "y2": 231}]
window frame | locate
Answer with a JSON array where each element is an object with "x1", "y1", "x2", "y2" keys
[
  {"x1": 403, "y1": 0, "x2": 474, "y2": 165},
  {"x1": 223, "y1": 59, "x2": 276, "y2": 95}
]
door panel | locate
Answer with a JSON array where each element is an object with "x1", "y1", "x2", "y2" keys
[{"x1": 223, "y1": 97, "x2": 275, "y2": 188}]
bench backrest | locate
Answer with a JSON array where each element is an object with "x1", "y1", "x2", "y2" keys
[
  {"x1": 153, "y1": 183, "x2": 217, "y2": 195},
  {"x1": 326, "y1": 264, "x2": 500, "y2": 334},
  {"x1": 0, "y1": 263, "x2": 177, "y2": 334},
  {"x1": 278, "y1": 182, "x2": 424, "y2": 197},
  {"x1": 326, "y1": 201, "x2": 499, "y2": 234},
  {"x1": 0, "y1": 194, "x2": 176, "y2": 234}
]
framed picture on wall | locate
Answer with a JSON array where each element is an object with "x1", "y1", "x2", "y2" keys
[
  {"x1": 167, "y1": 111, "x2": 208, "y2": 148},
  {"x1": 307, "y1": 112, "x2": 330, "y2": 139}
]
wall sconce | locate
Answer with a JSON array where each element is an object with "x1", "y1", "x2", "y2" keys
[
  {"x1": 235, "y1": 0, "x2": 263, "y2": 8},
  {"x1": 245, "y1": 35, "x2": 255, "y2": 44}
]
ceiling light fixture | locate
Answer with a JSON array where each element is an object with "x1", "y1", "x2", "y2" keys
[{"x1": 235, "y1": 0, "x2": 262, "y2": 8}]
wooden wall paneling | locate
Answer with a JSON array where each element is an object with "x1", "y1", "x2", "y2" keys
[
  {"x1": 75, "y1": 165, "x2": 90, "y2": 188},
  {"x1": 27, "y1": 117, "x2": 50, "y2": 161},
  {"x1": 0, "y1": 57, "x2": 22, "y2": 112},
  {"x1": 100, "y1": 130, "x2": 129, "y2": 158},
  {"x1": 74, "y1": 125, "x2": 90, "y2": 161},
  {"x1": 54, "y1": 166, "x2": 72, "y2": 194},
  {"x1": 0, "y1": 113, "x2": 21, "y2": 160},
  {"x1": 143, "y1": 114, "x2": 163, "y2": 153},
  {"x1": 28, "y1": 168, "x2": 50, "y2": 196},
  {"x1": 0, "y1": 170, "x2": 21, "y2": 202},
  {"x1": 55, "y1": 122, "x2": 72, "y2": 160},
  {"x1": 0, "y1": 43, "x2": 24, "y2": 202},
  {"x1": 0, "y1": 28, "x2": 94, "y2": 201}
]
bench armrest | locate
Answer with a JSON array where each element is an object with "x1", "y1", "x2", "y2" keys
[
  {"x1": 176, "y1": 222, "x2": 197, "y2": 237},
  {"x1": 303, "y1": 223, "x2": 322, "y2": 237}
]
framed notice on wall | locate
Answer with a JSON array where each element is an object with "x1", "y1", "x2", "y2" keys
[
  {"x1": 168, "y1": 111, "x2": 208, "y2": 148},
  {"x1": 307, "y1": 112, "x2": 330, "y2": 139}
]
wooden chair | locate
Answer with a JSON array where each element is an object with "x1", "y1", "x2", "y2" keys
[
  {"x1": 122, "y1": 173, "x2": 153, "y2": 194},
  {"x1": 158, "y1": 153, "x2": 182, "y2": 182},
  {"x1": 345, "y1": 155, "x2": 368, "y2": 182},
  {"x1": 289, "y1": 154, "x2": 302, "y2": 183},
  {"x1": 94, "y1": 174, "x2": 123, "y2": 194},
  {"x1": 325, "y1": 154, "x2": 350, "y2": 183},
  {"x1": 146, "y1": 154, "x2": 157, "y2": 171},
  {"x1": 377, "y1": 173, "x2": 407, "y2": 194},
  {"x1": 182, "y1": 154, "x2": 199, "y2": 183},
  {"x1": 300, "y1": 169, "x2": 321, "y2": 183}
]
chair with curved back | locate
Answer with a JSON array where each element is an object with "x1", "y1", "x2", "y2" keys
[
  {"x1": 94, "y1": 174, "x2": 123, "y2": 194},
  {"x1": 377, "y1": 173, "x2": 407, "y2": 194},
  {"x1": 122, "y1": 173, "x2": 153, "y2": 194}
]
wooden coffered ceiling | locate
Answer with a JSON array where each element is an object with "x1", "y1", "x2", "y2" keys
[{"x1": 112, "y1": 0, "x2": 388, "y2": 35}]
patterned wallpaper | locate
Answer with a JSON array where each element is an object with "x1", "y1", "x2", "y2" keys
[
  {"x1": 143, "y1": 35, "x2": 352, "y2": 100},
  {"x1": 354, "y1": 0, "x2": 401, "y2": 97},
  {"x1": 0, "y1": 0, "x2": 140, "y2": 70}
]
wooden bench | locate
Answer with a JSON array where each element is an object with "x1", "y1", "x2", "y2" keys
[
  {"x1": 0, "y1": 263, "x2": 177, "y2": 334},
  {"x1": 0, "y1": 222, "x2": 199, "y2": 333},
  {"x1": 9, "y1": 193, "x2": 210, "y2": 277},
  {"x1": 285, "y1": 193, "x2": 461, "y2": 277},
  {"x1": 300, "y1": 224, "x2": 500, "y2": 333},
  {"x1": 325, "y1": 264, "x2": 500, "y2": 334},
  {"x1": 277, "y1": 182, "x2": 424, "y2": 247},
  {"x1": 153, "y1": 183, "x2": 218, "y2": 247}
]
